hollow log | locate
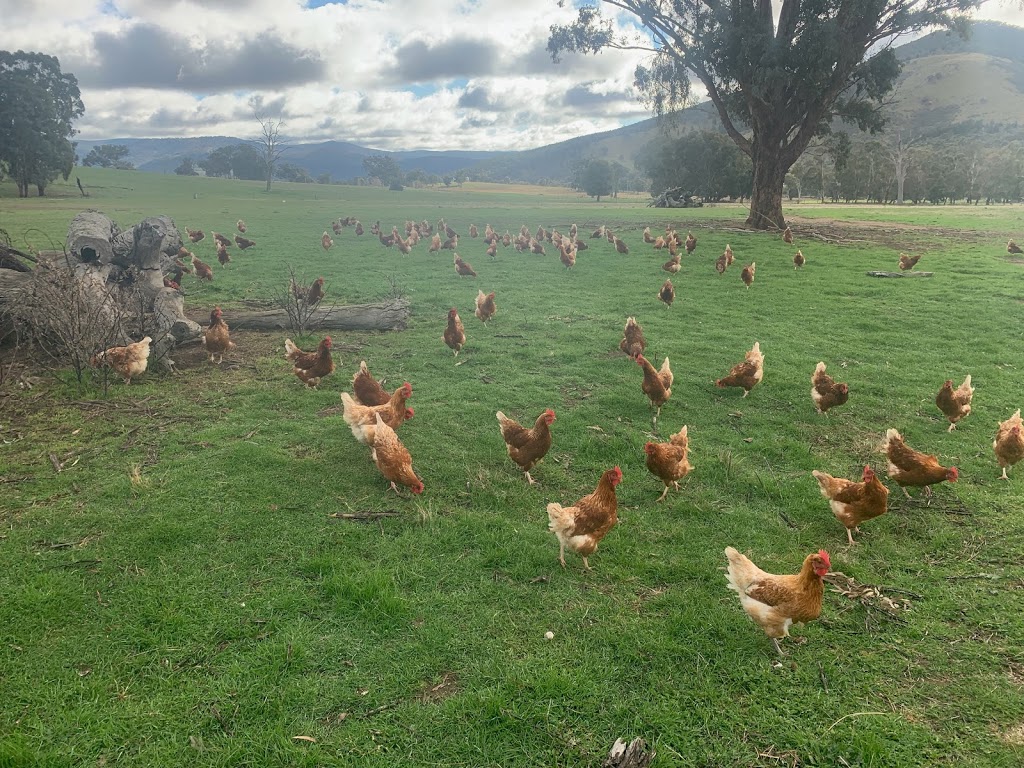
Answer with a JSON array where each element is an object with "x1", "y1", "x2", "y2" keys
[
  {"x1": 196, "y1": 298, "x2": 411, "y2": 332},
  {"x1": 67, "y1": 210, "x2": 121, "y2": 265}
]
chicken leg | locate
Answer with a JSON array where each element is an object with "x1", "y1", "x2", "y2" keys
[
  {"x1": 1001, "y1": 467, "x2": 1010, "y2": 480},
  {"x1": 656, "y1": 485, "x2": 670, "y2": 502},
  {"x1": 524, "y1": 470, "x2": 536, "y2": 485},
  {"x1": 771, "y1": 638, "x2": 784, "y2": 656},
  {"x1": 558, "y1": 543, "x2": 566, "y2": 569},
  {"x1": 947, "y1": 423, "x2": 956, "y2": 433}
]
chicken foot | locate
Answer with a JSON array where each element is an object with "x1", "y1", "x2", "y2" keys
[
  {"x1": 656, "y1": 481, "x2": 680, "y2": 503},
  {"x1": 1000, "y1": 467, "x2": 1010, "y2": 480}
]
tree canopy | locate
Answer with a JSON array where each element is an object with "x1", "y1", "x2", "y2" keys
[
  {"x1": 174, "y1": 157, "x2": 199, "y2": 176},
  {"x1": 201, "y1": 144, "x2": 265, "y2": 180},
  {"x1": 549, "y1": 1, "x2": 982, "y2": 228},
  {"x1": 362, "y1": 154, "x2": 403, "y2": 187},
  {"x1": 82, "y1": 144, "x2": 134, "y2": 170},
  {"x1": 0, "y1": 50, "x2": 84, "y2": 197},
  {"x1": 637, "y1": 130, "x2": 752, "y2": 201},
  {"x1": 579, "y1": 158, "x2": 614, "y2": 201}
]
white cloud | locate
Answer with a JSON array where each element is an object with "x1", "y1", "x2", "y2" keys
[{"x1": 6, "y1": 0, "x2": 1023, "y2": 151}]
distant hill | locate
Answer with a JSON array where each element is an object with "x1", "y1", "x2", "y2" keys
[
  {"x1": 74, "y1": 136, "x2": 245, "y2": 173},
  {"x1": 77, "y1": 21, "x2": 1024, "y2": 184},
  {"x1": 466, "y1": 103, "x2": 721, "y2": 183},
  {"x1": 887, "y1": 22, "x2": 1024, "y2": 135}
]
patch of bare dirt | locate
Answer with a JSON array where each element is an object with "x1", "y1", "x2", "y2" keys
[
  {"x1": 785, "y1": 216, "x2": 998, "y2": 251},
  {"x1": 419, "y1": 672, "x2": 460, "y2": 703},
  {"x1": 1001, "y1": 722, "x2": 1024, "y2": 745}
]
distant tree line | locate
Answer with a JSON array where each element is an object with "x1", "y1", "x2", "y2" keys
[
  {"x1": 789, "y1": 138, "x2": 1024, "y2": 205},
  {"x1": 172, "y1": 149, "x2": 476, "y2": 190},
  {"x1": 174, "y1": 144, "x2": 312, "y2": 183},
  {"x1": 633, "y1": 128, "x2": 1024, "y2": 207}
]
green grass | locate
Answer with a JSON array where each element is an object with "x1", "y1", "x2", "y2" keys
[{"x1": 2, "y1": 169, "x2": 1024, "y2": 767}]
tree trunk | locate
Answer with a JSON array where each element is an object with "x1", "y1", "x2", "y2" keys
[
  {"x1": 205, "y1": 298, "x2": 410, "y2": 331},
  {"x1": 746, "y1": 152, "x2": 787, "y2": 230}
]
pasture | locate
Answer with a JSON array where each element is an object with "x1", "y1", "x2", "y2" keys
[{"x1": 1, "y1": 168, "x2": 1023, "y2": 767}]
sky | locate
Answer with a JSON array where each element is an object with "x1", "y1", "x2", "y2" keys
[{"x1": 3, "y1": 0, "x2": 1023, "y2": 152}]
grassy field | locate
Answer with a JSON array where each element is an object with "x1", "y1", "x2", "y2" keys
[{"x1": 2, "y1": 169, "x2": 1024, "y2": 767}]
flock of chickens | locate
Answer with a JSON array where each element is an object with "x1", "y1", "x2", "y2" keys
[{"x1": 85, "y1": 214, "x2": 1024, "y2": 656}]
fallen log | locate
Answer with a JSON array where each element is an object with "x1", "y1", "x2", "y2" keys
[
  {"x1": 67, "y1": 210, "x2": 121, "y2": 265},
  {"x1": 866, "y1": 271, "x2": 934, "y2": 278},
  {"x1": 193, "y1": 298, "x2": 411, "y2": 332}
]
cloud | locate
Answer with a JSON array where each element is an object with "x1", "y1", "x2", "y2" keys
[
  {"x1": 456, "y1": 85, "x2": 511, "y2": 111},
  {"x1": 561, "y1": 83, "x2": 634, "y2": 109},
  {"x1": 20, "y1": 0, "x2": 665, "y2": 151},
  {"x1": 384, "y1": 36, "x2": 496, "y2": 84},
  {"x1": 74, "y1": 23, "x2": 325, "y2": 91}
]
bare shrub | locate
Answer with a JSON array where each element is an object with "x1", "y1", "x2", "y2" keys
[
  {"x1": 275, "y1": 265, "x2": 332, "y2": 335},
  {"x1": 8, "y1": 257, "x2": 148, "y2": 391}
]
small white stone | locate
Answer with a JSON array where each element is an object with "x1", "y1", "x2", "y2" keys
[{"x1": 544, "y1": 631, "x2": 554, "y2": 640}]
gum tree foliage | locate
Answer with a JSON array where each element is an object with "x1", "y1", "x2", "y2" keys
[
  {"x1": 0, "y1": 51, "x2": 84, "y2": 197},
  {"x1": 362, "y1": 154, "x2": 403, "y2": 187},
  {"x1": 200, "y1": 144, "x2": 265, "y2": 180},
  {"x1": 82, "y1": 144, "x2": 134, "y2": 169},
  {"x1": 636, "y1": 130, "x2": 752, "y2": 201},
  {"x1": 174, "y1": 157, "x2": 200, "y2": 176},
  {"x1": 548, "y1": 1, "x2": 981, "y2": 229},
  {"x1": 580, "y1": 158, "x2": 614, "y2": 200}
]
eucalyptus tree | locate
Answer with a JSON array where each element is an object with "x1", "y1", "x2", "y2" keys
[{"x1": 549, "y1": 0, "x2": 981, "y2": 229}]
